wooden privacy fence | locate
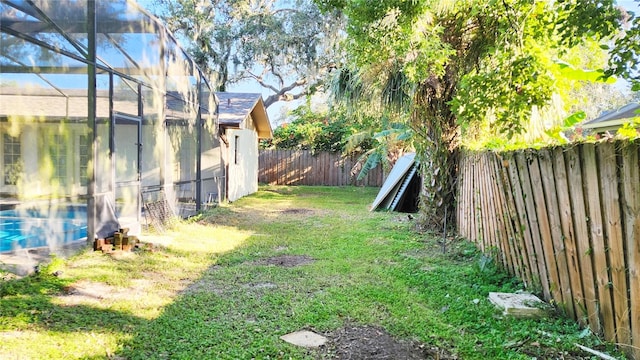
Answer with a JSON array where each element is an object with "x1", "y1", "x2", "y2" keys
[
  {"x1": 258, "y1": 149, "x2": 384, "y2": 187},
  {"x1": 457, "y1": 140, "x2": 639, "y2": 359}
]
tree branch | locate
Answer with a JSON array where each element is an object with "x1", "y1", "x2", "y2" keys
[
  {"x1": 246, "y1": 70, "x2": 280, "y2": 93},
  {"x1": 263, "y1": 79, "x2": 308, "y2": 108}
]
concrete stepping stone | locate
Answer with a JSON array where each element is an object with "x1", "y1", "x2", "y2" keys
[
  {"x1": 280, "y1": 330, "x2": 327, "y2": 348},
  {"x1": 488, "y1": 292, "x2": 548, "y2": 318}
]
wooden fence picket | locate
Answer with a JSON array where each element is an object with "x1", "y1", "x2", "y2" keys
[
  {"x1": 516, "y1": 151, "x2": 551, "y2": 300},
  {"x1": 553, "y1": 147, "x2": 583, "y2": 320},
  {"x1": 620, "y1": 143, "x2": 639, "y2": 359},
  {"x1": 583, "y1": 143, "x2": 615, "y2": 339},
  {"x1": 497, "y1": 153, "x2": 527, "y2": 282},
  {"x1": 599, "y1": 143, "x2": 631, "y2": 345},
  {"x1": 487, "y1": 154, "x2": 514, "y2": 275},
  {"x1": 507, "y1": 152, "x2": 535, "y2": 288},
  {"x1": 538, "y1": 149, "x2": 572, "y2": 313},
  {"x1": 565, "y1": 146, "x2": 598, "y2": 328},
  {"x1": 527, "y1": 151, "x2": 562, "y2": 304}
]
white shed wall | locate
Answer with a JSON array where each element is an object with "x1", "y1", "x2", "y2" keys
[{"x1": 226, "y1": 128, "x2": 258, "y2": 202}]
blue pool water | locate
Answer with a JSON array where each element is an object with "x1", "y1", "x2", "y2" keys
[{"x1": 0, "y1": 205, "x2": 88, "y2": 252}]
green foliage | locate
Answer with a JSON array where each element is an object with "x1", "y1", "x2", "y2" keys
[
  {"x1": 617, "y1": 118, "x2": 640, "y2": 139},
  {"x1": 602, "y1": 2, "x2": 640, "y2": 90},
  {"x1": 317, "y1": 0, "x2": 625, "y2": 231},
  {"x1": 313, "y1": 0, "x2": 640, "y2": 234},
  {"x1": 355, "y1": 150, "x2": 384, "y2": 181},
  {"x1": 554, "y1": 0, "x2": 621, "y2": 48},
  {"x1": 453, "y1": 53, "x2": 555, "y2": 138},
  {"x1": 544, "y1": 111, "x2": 587, "y2": 144},
  {"x1": 344, "y1": 117, "x2": 415, "y2": 180},
  {"x1": 553, "y1": 61, "x2": 615, "y2": 84},
  {"x1": 267, "y1": 120, "x2": 312, "y2": 150},
  {"x1": 263, "y1": 103, "x2": 353, "y2": 152},
  {"x1": 313, "y1": 117, "x2": 352, "y2": 153}
]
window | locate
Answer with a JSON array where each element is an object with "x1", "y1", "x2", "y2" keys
[
  {"x1": 234, "y1": 135, "x2": 239, "y2": 164},
  {"x1": 3, "y1": 134, "x2": 21, "y2": 185},
  {"x1": 79, "y1": 135, "x2": 89, "y2": 186},
  {"x1": 51, "y1": 134, "x2": 68, "y2": 183}
]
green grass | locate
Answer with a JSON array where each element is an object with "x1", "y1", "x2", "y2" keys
[{"x1": 0, "y1": 185, "x2": 625, "y2": 359}]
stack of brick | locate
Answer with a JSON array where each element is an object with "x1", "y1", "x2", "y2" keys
[{"x1": 93, "y1": 228, "x2": 140, "y2": 253}]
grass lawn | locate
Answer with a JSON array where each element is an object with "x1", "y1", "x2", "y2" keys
[{"x1": 0, "y1": 185, "x2": 625, "y2": 359}]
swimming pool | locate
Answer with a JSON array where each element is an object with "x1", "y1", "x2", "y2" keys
[{"x1": 0, "y1": 205, "x2": 88, "y2": 253}]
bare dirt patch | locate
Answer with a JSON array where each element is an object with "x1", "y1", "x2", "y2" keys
[
  {"x1": 279, "y1": 208, "x2": 314, "y2": 215},
  {"x1": 55, "y1": 280, "x2": 129, "y2": 306},
  {"x1": 263, "y1": 188, "x2": 295, "y2": 195},
  {"x1": 252, "y1": 254, "x2": 315, "y2": 267},
  {"x1": 318, "y1": 324, "x2": 457, "y2": 360},
  {"x1": 315, "y1": 324, "x2": 611, "y2": 360}
]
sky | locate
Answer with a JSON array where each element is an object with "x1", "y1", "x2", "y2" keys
[{"x1": 619, "y1": 0, "x2": 640, "y2": 13}]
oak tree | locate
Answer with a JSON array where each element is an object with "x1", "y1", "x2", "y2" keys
[{"x1": 154, "y1": 0, "x2": 344, "y2": 107}]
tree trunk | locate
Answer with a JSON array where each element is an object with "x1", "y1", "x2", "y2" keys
[
  {"x1": 412, "y1": 78, "x2": 458, "y2": 233},
  {"x1": 416, "y1": 133, "x2": 458, "y2": 233}
]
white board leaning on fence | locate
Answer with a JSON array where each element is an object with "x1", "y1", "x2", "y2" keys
[{"x1": 370, "y1": 153, "x2": 417, "y2": 211}]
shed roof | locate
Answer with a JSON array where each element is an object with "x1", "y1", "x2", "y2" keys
[
  {"x1": 581, "y1": 102, "x2": 640, "y2": 132},
  {"x1": 216, "y1": 92, "x2": 273, "y2": 139}
]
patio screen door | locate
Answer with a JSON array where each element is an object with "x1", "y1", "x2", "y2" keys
[{"x1": 114, "y1": 113, "x2": 141, "y2": 230}]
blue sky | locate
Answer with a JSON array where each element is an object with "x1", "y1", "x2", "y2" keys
[{"x1": 619, "y1": 0, "x2": 639, "y2": 12}]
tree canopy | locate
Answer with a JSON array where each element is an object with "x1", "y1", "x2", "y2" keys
[
  {"x1": 606, "y1": 1, "x2": 640, "y2": 90},
  {"x1": 154, "y1": 0, "x2": 344, "y2": 108},
  {"x1": 317, "y1": 0, "x2": 625, "y2": 230}
]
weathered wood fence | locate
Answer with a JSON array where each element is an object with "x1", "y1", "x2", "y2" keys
[
  {"x1": 457, "y1": 141, "x2": 639, "y2": 359},
  {"x1": 258, "y1": 149, "x2": 384, "y2": 187}
]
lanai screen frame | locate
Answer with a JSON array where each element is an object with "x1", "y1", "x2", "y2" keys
[{"x1": 0, "y1": 0, "x2": 220, "y2": 245}]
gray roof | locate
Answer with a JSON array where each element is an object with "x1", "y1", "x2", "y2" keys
[
  {"x1": 581, "y1": 103, "x2": 640, "y2": 131},
  {"x1": 216, "y1": 92, "x2": 262, "y2": 125},
  {"x1": 215, "y1": 92, "x2": 272, "y2": 139}
]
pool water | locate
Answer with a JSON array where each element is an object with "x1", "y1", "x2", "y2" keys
[{"x1": 0, "y1": 206, "x2": 88, "y2": 252}]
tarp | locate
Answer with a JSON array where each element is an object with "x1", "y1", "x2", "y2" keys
[{"x1": 370, "y1": 153, "x2": 418, "y2": 212}]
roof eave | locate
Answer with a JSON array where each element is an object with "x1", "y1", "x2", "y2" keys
[{"x1": 251, "y1": 97, "x2": 273, "y2": 139}]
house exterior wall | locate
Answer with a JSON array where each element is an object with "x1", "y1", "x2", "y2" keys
[
  {"x1": 0, "y1": 122, "x2": 92, "y2": 199},
  {"x1": 226, "y1": 128, "x2": 259, "y2": 202},
  {"x1": 0, "y1": 0, "x2": 223, "y2": 251}
]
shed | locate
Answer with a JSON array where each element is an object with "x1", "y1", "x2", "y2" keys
[{"x1": 216, "y1": 92, "x2": 273, "y2": 202}]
